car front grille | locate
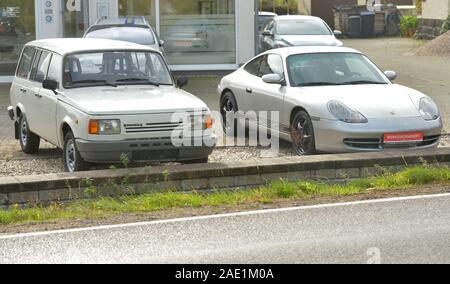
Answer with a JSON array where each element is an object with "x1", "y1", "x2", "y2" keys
[
  {"x1": 343, "y1": 135, "x2": 441, "y2": 150},
  {"x1": 124, "y1": 122, "x2": 182, "y2": 134}
]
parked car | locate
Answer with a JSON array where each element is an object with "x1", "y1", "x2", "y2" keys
[
  {"x1": 7, "y1": 38, "x2": 216, "y2": 172},
  {"x1": 260, "y1": 15, "x2": 343, "y2": 52},
  {"x1": 218, "y1": 46, "x2": 442, "y2": 155},
  {"x1": 257, "y1": 11, "x2": 277, "y2": 53},
  {"x1": 84, "y1": 16, "x2": 165, "y2": 53},
  {"x1": 0, "y1": 16, "x2": 25, "y2": 52}
]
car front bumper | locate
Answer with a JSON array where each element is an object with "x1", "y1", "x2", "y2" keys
[
  {"x1": 76, "y1": 135, "x2": 217, "y2": 163},
  {"x1": 7, "y1": 106, "x2": 14, "y2": 121},
  {"x1": 314, "y1": 116, "x2": 443, "y2": 153}
]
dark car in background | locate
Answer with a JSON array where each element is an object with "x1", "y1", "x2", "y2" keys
[{"x1": 0, "y1": 16, "x2": 25, "y2": 52}]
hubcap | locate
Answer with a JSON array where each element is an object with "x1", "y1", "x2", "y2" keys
[
  {"x1": 292, "y1": 116, "x2": 312, "y2": 155},
  {"x1": 221, "y1": 98, "x2": 235, "y2": 133},
  {"x1": 21, "y1": 119, "x2": 28, "y2": 146},
  {"x1": 65, "y1": 139, "x2": 76, "y2": 172}
]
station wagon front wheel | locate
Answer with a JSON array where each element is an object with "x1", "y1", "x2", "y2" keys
[
  {"x1": 63, "y1": 131, "x2": 88, "y2": 173},
  {"x1": 19, "y1": 114, "x2": 40, "y2": 154}
]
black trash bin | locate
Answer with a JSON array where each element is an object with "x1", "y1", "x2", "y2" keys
[
  {"x1": 348, "y1": 15, "x2": 361, "y2": 38},
  {"x1": 360, "y1": 11, "x2": 375, "y2": 38}
]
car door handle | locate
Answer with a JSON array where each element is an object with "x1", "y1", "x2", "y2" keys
[
  {"x1": 246, "y1": 88, "x2": 253, "y2": 94},
  {"x1": 34, "y1": 93, "x2": 42, "y2": 98}
]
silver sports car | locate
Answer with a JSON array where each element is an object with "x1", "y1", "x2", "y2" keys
[{"x1": 218, "y1": 46, "x2": 443, "y2": 154}]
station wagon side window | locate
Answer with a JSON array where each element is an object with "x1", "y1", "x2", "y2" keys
[
  {"x1": 31, "y1": 50, "x2": 52, "y2": 83},
  {"x1": 244, "y1": 56, "x2": 263, "y2": 77},
  {"x1": 16, "y1": 46, "x2": 36, "y2": 79},
  {"x1": 47, "y1": 54, "x2": 62, "y2": 83},
  {"x1": 259, "y1": 54, "x2": 284, "y2": 79}
]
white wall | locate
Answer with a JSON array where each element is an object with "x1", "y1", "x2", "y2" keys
[
  {"x1": 237, "y1": 0, "x2": 255, "y2": 65},
  {"x1": 422, "y1": 0, "x2": 450, "y2": 20}
]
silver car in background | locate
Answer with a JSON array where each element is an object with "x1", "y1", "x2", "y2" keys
[
  {"x1": 84, "y1": 16, "x2": 165, "y2": 53},
  {"x1": 260, "y1": 15, "x2": 343, "y2": 52},
  {"x1": 218, "y1": 46, "x2": 442, "y2": 155}
]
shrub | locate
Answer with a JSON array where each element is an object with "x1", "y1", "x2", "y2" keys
[
  {"x1": 400, "y1": 16, "x2": 419, "y2": 37},
  {"x1": 441, "y1": 14, "x2": 450, "y2": 34}
]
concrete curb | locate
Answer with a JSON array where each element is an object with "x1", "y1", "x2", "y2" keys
[{"x1": 1, "y1": 148, "x2": 450, "y2": 207}]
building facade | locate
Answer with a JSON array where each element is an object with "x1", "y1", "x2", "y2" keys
[{"x1": 0, "y1": 0, "x2": 257, "y2": 82}]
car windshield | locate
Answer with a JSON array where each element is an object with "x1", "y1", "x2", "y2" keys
[
  {"x1": 63, "y1": 51, "x2": 173, "y2": 89},
  {"x1": 287, "y1": 53, "x2": 389, "y2": 87},
  {"x1": 85, "y1": 27, "x2": 156, "y2": 45},
  {"x1": 277, "y1": 19, "x2": 332, "y2": 35}
]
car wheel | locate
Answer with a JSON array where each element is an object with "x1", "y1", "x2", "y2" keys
[
  {"x1": 19, "y1": 114, "x2": 40, "y2": 154},
  {"x1": 184, "y1": 157, "x2": 209, "y2": 164},
  {"x1": 63, "y1": 131, "x2": 88, "y2": 172},
  {"x1": 220, "y1": 91, "x2": 239, "y2": 137},
  {"x1": 291, "y1": 111, "x2": 316, "y2": 155}
]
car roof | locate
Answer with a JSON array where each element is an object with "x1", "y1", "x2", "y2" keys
[
  {"x1": 258, "y1": 11, "x2": 278, "y2": 16},
  {"x1": 94, "y1": 16, "x2": 149, "y2": 26},
  {"x1": 25, "y1": 38, "x2": 158, "y2": 56},
  {"x1": 275, "y1": 15, "x2": 323, "y2": 21},
  {"x1": 260, "y1": 46, "x2": 362, "y2": 57}
]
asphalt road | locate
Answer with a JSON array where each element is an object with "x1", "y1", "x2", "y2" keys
[{"x1": 1, "y1": 193, "x2": 450, "y2": 264}]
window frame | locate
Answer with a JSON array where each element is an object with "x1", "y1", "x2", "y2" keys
[{"x1": 15, "y1": 46, "x2": 37, "y2": 80}]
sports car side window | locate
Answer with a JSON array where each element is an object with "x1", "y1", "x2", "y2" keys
[{"x1": 244, "y1": 56, "x2": 263, "y2": 77}]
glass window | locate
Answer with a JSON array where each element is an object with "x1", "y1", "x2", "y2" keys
[
  {"x1": 16, "y1": 46, "x2": 35, "y2": 79},
  {"x1": 244, "y1": 56, "x2": 263, "y2": 76},
  {"x1": 0, "y1": 1, "x2": 36, "y2": 76},
  {"x1": 259, "y1": 54, "x2": 284, "y2": 77},
  {"x1": 31, "y1": 51, "x2": 51, "y2": 83},
  {"x1": 160, "y1": 0, "x2": 236, "y2": 65},
  {"x1": 119, "y1": 0, "x2": 156, "y2": 28},
  {"x1": 63, "y1": 51, "x2": 173, "y2": 88},
  {"x1": 276, "y1": 19, "x2": 332, "y2": 36},
  {"x1": 286, "y1": 53, "x2": 388, "y2": 87},
  {"x1": 62, "y1": 0, "x2": 89, "y2": 37},
  {"x1": 47, "y1": 54, "x2": 61, "y2": 82},
  {"x1": 85, "y1": 27, "x2": 156, "y2": 46}
]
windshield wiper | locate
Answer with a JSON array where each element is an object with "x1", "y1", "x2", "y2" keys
[
  {"x1": 341, "y1": 80, "x2": 387, "y2": 85},
  {"x1": 297, "y1": 82, "x2": 342, "y2": 87},
  {"x1": 115, "y1": 78, "x2": 160, "y2": 87},
  {"x1": 71, "y1": 79, "x2": 117, "y2": 87}
]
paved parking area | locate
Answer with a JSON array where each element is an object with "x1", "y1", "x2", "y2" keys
[{"x1": 0, "y1": 37, "x2": 448, "y2": 175}]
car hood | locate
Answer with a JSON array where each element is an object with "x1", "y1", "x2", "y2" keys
[
  {"x1": 277, "y1": 35, "x2": 343, "y2": 46},
  {"x1": 60, "y1": 86, "x2": 208, "y2": 115},
  {"x1": 293, "y1": 84, "x2": 421, "y2": 119}
]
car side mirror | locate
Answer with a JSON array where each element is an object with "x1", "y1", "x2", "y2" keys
[
  {"x1": 262, "y1": 30, "x2": 273, "y2": 37},
  {"x1": 42, "y1": 79, "x2": 58, "y2": 93},
  {"x1": 333, "y1": 30, "x2": 343, "y2": 38},
  {"x1": 384, "y1": 71, "x2": 397, "y2": 81},
  {"x1": 177, "y1": 76, "x2": 188, "y2": 88},
  {"x1": 262, "y1": 74, "x2": 283, "y2": 84},
  {"x1": 159, "y1": 40, "x2": 165, "y2": 47}
]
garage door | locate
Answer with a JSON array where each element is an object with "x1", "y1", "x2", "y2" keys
[{"x1": 311, "y1": 0, "x2": 358, "y2": 29}]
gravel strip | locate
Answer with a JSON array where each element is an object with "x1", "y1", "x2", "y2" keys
[{"x1": 0, "y1": 136, "x2": 449, "y2": 177}]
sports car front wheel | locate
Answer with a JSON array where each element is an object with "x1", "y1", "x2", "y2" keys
[{"x1": 291, "y1": 111, "x2": 316, "y2": 155}]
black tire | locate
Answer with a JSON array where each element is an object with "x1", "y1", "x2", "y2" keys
[
  {"x1": 290, "y1": 110, "x2": 316, "y2": 155},
  {"x1": 19, "y1": 114, "x2": 40, "y2": 154},
  {"x1": 63, "y1": 131, "x2": 88, "y2": 172},
  {"x1": 184, "y1": 157, "x2": 209, "y2": 164},
  {"x1": 220, "y1": 91, "x2": 239, "y2": 137}
]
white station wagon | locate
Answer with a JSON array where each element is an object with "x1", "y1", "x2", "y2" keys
[{"x1": 7, "y1": 38, "x2": 216, "y2": 172}]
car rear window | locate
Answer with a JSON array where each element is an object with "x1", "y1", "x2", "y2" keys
[{"x1": 85, "y1": 27, "x2": 156, "y2": 45}]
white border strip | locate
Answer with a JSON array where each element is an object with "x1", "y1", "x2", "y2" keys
[{"x1": 1, "y1": 192, "x2": 450, "y2": 240}]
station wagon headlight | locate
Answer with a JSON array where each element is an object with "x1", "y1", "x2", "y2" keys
[
  {"x1": 89, "y1": 119, "x2": 121, "y2": 135},
  {"x1": 327, "y1": 101, "x2": 368, "y2": 123},
  {"x1": 419, "y1": 97, "x2": 440, "y2": 121}
]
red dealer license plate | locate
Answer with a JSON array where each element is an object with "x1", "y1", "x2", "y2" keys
[{"x1": 384, "y1": 132, "x2": 424, "y2": 143}]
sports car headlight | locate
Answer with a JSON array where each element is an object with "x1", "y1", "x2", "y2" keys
[
  {"x1": 89, "y1": 119, "x2": 121, "y2": 135},
  {"x1": 419, "y1": 97, "x2": 440, "y2": 121},
  {"x1": 327, "y1": 101, "x2": 368, "y2": 123}
]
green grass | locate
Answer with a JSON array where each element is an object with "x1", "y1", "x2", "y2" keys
[{"x1": 1, "y1": 166, "x2": 450, "y2": 226}]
